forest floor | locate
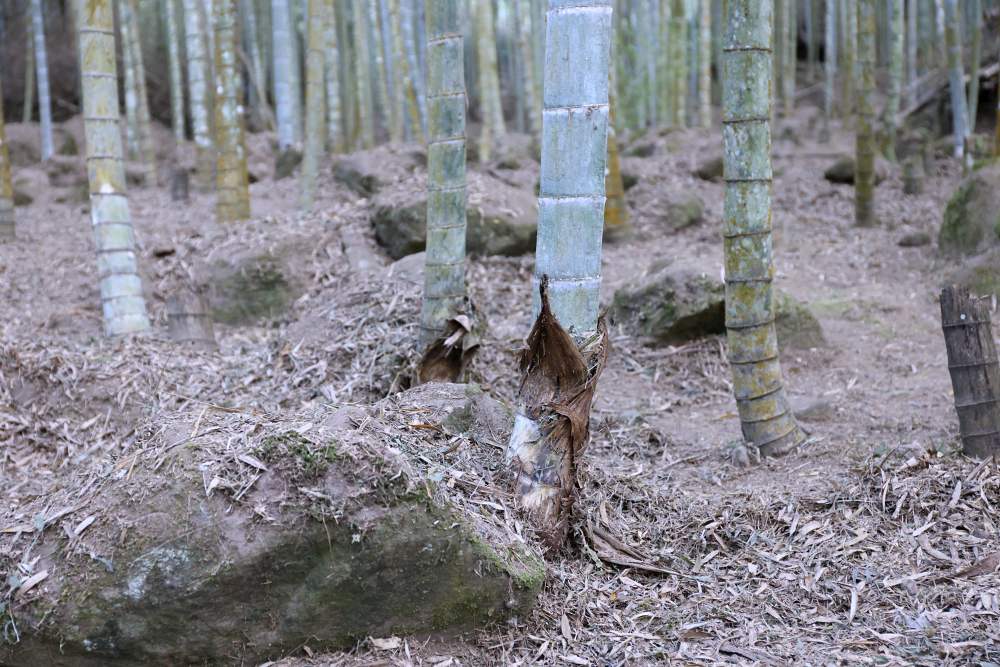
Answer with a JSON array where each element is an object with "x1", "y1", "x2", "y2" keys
[{"x1": 2, "y1": 108, "x2": 999, "y2": 666}]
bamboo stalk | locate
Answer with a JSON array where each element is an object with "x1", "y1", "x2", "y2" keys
[
  {"x1": 77, "y1": 0, "x2": 151, "y2": 336},
  {"x1": 214, "y1": 0, "x2": 251, "y2": 221},
  {"x1": 722, "y1": 0, "x2": 805, "y2": 457}
]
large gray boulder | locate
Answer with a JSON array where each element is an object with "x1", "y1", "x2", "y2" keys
[
  {"x1": 939, "y1": 162, "x2": 1000, "y2": 256},
  {"x1": 372, "y1": 174, "x2": 537, "y2": 259},
  {"x1": 612, "y1": 261, "x2": 824, "y2": 349},
  {"x1": 1, "y1": 384, "x2": 542, "y2": 666}
]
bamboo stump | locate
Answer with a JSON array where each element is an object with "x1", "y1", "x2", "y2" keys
[
  {"x1": 940, "y1": 286, "x2": 1000, "y2": 458},
  {"x1": 167, "y1": 290, "x2": 217, "y2": 349}
]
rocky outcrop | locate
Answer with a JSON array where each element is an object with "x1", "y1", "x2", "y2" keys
[
  {"x1": 1, "y1": 385, "x2": 542, "y2": 666},
  {"x1": 612, "y1": 261, "x2": 824, "y2": 349}
]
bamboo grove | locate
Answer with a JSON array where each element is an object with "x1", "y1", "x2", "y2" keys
[{"x1": 0, "y1": 0, "x2": 999, "y2": 543}]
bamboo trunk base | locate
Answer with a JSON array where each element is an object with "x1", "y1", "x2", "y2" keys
[{"x1": 506, "y1": 281, "x2": 608, "y2": 551}]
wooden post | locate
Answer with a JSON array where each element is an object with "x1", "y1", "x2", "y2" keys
[{"x1": 940, "y1": 286, "x2": 1000, "y2": 458}]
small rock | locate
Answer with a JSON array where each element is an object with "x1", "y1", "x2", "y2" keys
[
  {"x1": 694, "y1": 155, "x2": 724, "y2": 182},
  {"x1": 823, "y1": 155, "x2": 889, "y2": 185},
  {"x1": 12, "y1": 187, "x2": 32, "y2": 207},
  {"x1": 627, "y1": 141, "x2": 656, "y2": 158},
  {"x1": 274, "y1": 147, "x2": 303, "y2": 180},
  {"x1": 897, "y1": 231, "x2": 931, "y2": 247},
  {"x1": 57, "y1": 132, "x2": 78, "y2": 156},
  {"x1": 793, "y1": 397, "x2": 835, "y2": 423},
  {"x1": 663, "y1": 196, "x2": 704, "y2": 231},
  {"x1": 622, "y1": 171, "x2": 640, "y2": 191},
  {"x1": 333, "y1": 156, "x2": 384, "y2": 196},
  {"x1": 386, "y1": 252, "x2": 426, "y2": 285}
]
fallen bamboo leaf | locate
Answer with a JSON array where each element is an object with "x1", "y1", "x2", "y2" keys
[
  {"x1": 236, "y1": 453, "x2": 268, "y2": 471},
  {"x1": 370, "y1": 636, "x2": 402, "y2": 651},
  {"x1": 16, "y1": 570, "x2": 49, "y2": 598}
]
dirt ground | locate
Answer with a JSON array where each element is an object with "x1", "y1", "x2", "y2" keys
[{"x1": 2, "y1": 105, "x2": 999, "y2": 666}]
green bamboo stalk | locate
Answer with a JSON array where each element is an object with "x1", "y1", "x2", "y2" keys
[
  {"x1": 884, "y1": 0, "x2": 903, "y2": 161},
  {"x1": 370, "y1": 0, "x2": 399, "y2": 142},
  {"x1": 516, "y1": 0, "x2": 540, "y2": 137},
  {"x1": 0, "y1": 72, "x2": 14, "y2": 241},
  {"x1": 273, "y1": 0, "x2": 303, "y2": 148},
  {"x1": 822, "y1": 0, "x2": 836, "y2": 139},
  {"x1": 855, "y1": 0, "x2": 876, "y2": 226},
  {"x1": 841, "y1": 0, "x2": 855, "y2": 119},
  {"x1": 120, "y1": 0, "x2": 140, "y2": 160},
  {"x1": 390, "y1": 0, "x2": 424, "y2": 142},
  {"x1": 657, "y1": 0, "x2": 670, "y2": 128},
  {"x1": 475, "y1": 0, "x2": 505, "y2": 161},
  {"x1": 123, "y1": 0, "x2": 158, "y2": 185},
  {"x1": 968, "y1": 0, "x2": 982, "y2": 132},
  {"x1": 214, "y1": 0, "x2": 251, "y2": 221},
  {"x1": 420, "y1": 0, "x2": 467, "y2": 346},
  {"x1": 324, "y1": 0, "x2": 344, "y2": 152},
  {"x1": 300, "y1": 0, "x2": 326, "y2": 210},
  {"x1": 723, "y1": 0, "x2": 805, "y2": 457},
  {"x1": 906, "y1": 0, "x2": 916, "y2": 105},
  {"x1": 23, "y1": 30, "x2": 34, "y2": 125},
  {"x1": 78, "y1": 0, "x2": 151, "y2": 336},
  {"x1": 507, "y1": 0, "x2": 612, "y2": 550},
  {"x1": 605, "y1": 78, "x2": 629, "y2": 237},
  {"x1": 782, "y1": 0, "x2": 795, "y2": 116},
  {"x1": 184, "y1": 0, "x2": 215, "y2": 189},
  {"x1": 533, "y1": 0, "x2": 611, "y2": 335},
  {"x1": 699, "y1": 0, "x2": 712, "y2": 127},
  {"x1": 31, "y1": 0, "x2": 53, "y2": 160},
  {"x1": 943, "y1": 0, "x2": 969, "y2": 164},
  {"x1": 242, "y1": 0, "x2": 275, "y2": 131},
  {"x1": 353, "y1": 0, "x2": 377, "y2": 148},
  {"x1": 669, "y1": 0, "x2": 687, "y2": 127},
  {"x1": 165, "y1": 0, "x2": 186, "y2": 143}
]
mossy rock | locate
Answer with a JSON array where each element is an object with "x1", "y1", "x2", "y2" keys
[
  {"x1": 332, "y1": 155, "x2": 385, "y2": 196},
  {"x1": 626, "y1": 141, "x2": 656, "y2": 158},
  {"x1": 1, "y1": 387, "x2": 541, "y2": 665},
  {"x1": 949, "y1": 248, "x2": 1000, "y2": 296},
  {"x1": 57, "y1": 132, "x2": 79, "y2": 156},
  {"x1": 372, "y1": 177, "x2": 537, "y2": 260},
  {"x1": 274, "y1": 147, "x2": 303, "y2": 180},
  {"x1": 621, "y1": 171, "x2": 640, "y2": 191},
  {"x1": 12, "y1": 187, "x2": 32, "y2": 207},
  {"x1": 939, "y1": 162, "x2": 1000, "y2": 256},
  {"x1": 663, "y1": 196, "x2": 704, "y2": 232},
  {"x1": 694, "y1": 155, "x2": 724, "y2": 182},
  {"x1": 612, "y1": 262, "x2": 823, "y2": 349},
  {"x1": 205, "y1": 252, "x2": 303, "y2": 326},
  {"x1": 774, "y1": 291, "x2": 826, "y2": 350},
  {"x1": 823, "y1": 155, "x2": 890, "y2": 185}
]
